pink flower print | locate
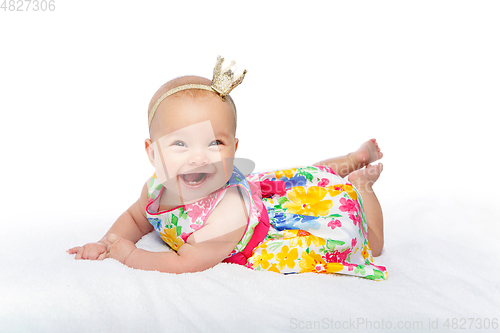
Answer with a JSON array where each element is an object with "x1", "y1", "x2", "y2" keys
[
  {"x1": 323, "y1": 252, "x2": 335, "y2": 263},
  {"x1": 349, "y1": 213, "x2": 362, "y2": 227},
  {"x1": 339, "y1": 198, "x2": 357, "y2": 214},
  {"x1": 199, "y1": 196, "x2": 213, "y2": 209},
  {"x1": 327, "y1": 219, "x2": 342, "y2": 230},
  {"x1": 245, "y1": 261, "x2": 255, "y2": 269},
  {"x1": 344, "y1": 263, "x2": 358, "y2": 271},
  {"x1": 315, "y1": 165, "x2": 337, "y2": 175},
  {"x1": 318, "y1": 178, "x2": 329, "y2": 187},
  {"x1": 180, "y1": 232, "x2": 193, "y2": 242},
  {"x1": 190, "y1": 223, "x2": 202, "y2": 231},
  {"x1": 323, "y1": 248, "x2": 351, "y2": 264},
  {"x1": 372, "y1": 264, "x2": 387, "y2": 272},
  {"x1": 351, "y1": 238, "x2": 357, "y2": 248},
  {"x1": 186, "y1": 204, "x2": 204, "y2": 222}
]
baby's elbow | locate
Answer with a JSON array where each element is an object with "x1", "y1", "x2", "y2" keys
[{"x1": 371, "y1": 242, "x2": 384, "y2": 257}]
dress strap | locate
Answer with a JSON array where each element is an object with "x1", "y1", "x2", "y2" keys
[{"x1": 222, "y1": 180, "x2": 273, "y2": 265}]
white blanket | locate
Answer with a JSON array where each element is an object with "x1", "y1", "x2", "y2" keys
[
  {"x1": 1, "y1": 2, "x2": 499, "y2": 332},
  {"x1": 1, "y1": 193, "x2": 498, "y2": 332}
]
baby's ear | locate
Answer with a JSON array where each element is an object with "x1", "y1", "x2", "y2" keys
[
  {"x1": 234, "y1": 138, "x2": 239, "y2": 152},
  {"x1": 145, "y1": 139, "x2": 155, "y2": 167}
]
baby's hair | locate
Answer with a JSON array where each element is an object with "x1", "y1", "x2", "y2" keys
[{"x1": 148, "y1": 75, "x2": 237, "y2": 141}]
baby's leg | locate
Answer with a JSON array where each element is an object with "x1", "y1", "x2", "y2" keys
[
  {"x1": 348, "y1": 163, "x2": 384, "y2": 257},
  {"x1": 313, "y1": 139, "x2": 383, "y2": 178}
]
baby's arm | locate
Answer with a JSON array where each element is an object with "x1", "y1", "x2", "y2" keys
[
  {"x1": 67, "y1": 178, "x2": 154, "y2": 260},
  {"x1": 106, "y1": 187, "x2": 248, "y2": 273}
]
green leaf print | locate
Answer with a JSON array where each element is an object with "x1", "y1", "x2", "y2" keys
[
  {"x1": 326, "y1": 239, "x2": 345, "y2": 251},
  {"x1": 354, "y1": 265, "x2": 366, "y2": 275},
  {"x1": 176, "y1": 225, "x2": 182, "y2": 237},
  {"x1": 171, "y1": 214, "x2": 178, "y2": 226},
  {"x1": 178, "y1": 207, "x2": 188, "y2": 220},
  {"x1": 305, "y1": 166, "x2": 318, "y2": 172},
  {"x1": 326, "y1": 213, "x2": 342, "y2": 219},
  {"x1": 273, "y1": 206, "x2": 284, "y2": 215},
  {"x1": 364, "y1": 270, "x2": 386, "y2": 280},
  {"x1": 267, "y1": 241, "x2": 284, "y2": 252},
  {"x1": 277, "y1": 197, "x2": 289, "y2": 205},
  {"x1": 304, "y1": 172, "x2": 314, "y2": 182},
  {"x1": 373, "y1": 270, "x2": 385, "y2": 280},
  {"x1": 235, "y1": 176, "x2": 241, "y2": 182},
  {"x1": 297, "y1": 169, "x2": 314, "y2": 182}
]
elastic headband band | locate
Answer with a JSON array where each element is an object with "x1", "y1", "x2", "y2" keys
[
  {"x1": 148, "y1": 55, "x2": 246, "y2": 129},
  {"x1": 148, "y1": 84, "x2": 236, "y2": 129}
]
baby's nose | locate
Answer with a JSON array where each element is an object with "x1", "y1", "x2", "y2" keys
[{"x1": 188, "y1": 149, "x2": 209, "y2": 166}]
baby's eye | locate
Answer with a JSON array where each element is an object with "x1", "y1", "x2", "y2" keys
[
  {"x1": 172, "y1": 141, "x2": 187, "y2": 147},
  {"x1": 209, "y1": 140, "x2": 223, "y2": 146}
]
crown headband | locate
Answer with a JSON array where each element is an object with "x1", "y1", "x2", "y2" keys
[{"x1": 148, "y1": 55, "x2": 247, "y2": 129}]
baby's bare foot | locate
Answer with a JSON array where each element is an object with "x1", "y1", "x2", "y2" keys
[
  {"x1": 349, "y1": 139, "x2": 383, "y2": 167},
  {"x1": 348, "y1": 163, "x2": 383, "y2": 190}
]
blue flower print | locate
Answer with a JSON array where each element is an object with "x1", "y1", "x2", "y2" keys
[
  {"x1": 271, "y1": 213, "x2": 320, "y2": 231},
  {"x1": 289, "y1": 214, "x2": 321, "y2": 230},
  {"x1": 148, "y1": 217, "x2": 162, "y2": 231},
  {"x1": 272, "y1": 174, "x2": 307, "y2": 190}
]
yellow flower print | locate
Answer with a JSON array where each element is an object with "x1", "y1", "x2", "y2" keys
[
  {"x1": 282, "y1": 230, "x2": 326, "y2": 248},
  {"x1": 274, "y1": 168, "x2": 297, "y2": 180},
  {"x1": 283, "y1": 229, "x2": 307, "y2": 247},
  {"x1": 252, "y1": 248, "x2": 274, "y2": 270},
  {"x1": 361, "y1": 246, "x2": 369, "y2": 260},
  {"x1": 305, "y1": 234, "x2": 326, "y2": 247},
  {"x1": 325, "y1": 184, "x2": 358, "y2": 201},
  {"x1": 275, "y1": 245, "x2": 299, "y2": 270},
  {"x1": 283, "y1": 186, "x2": 333, "y2": 216},
  {"x1": 268, "y1": 263, "x2": 281, "y2": 273},
  {"x1": 299, "y1": 250, "x2": 344, "y2": 274},
  {"x1": 159, "y1": 227, "x2": 184, "y2": 251},
  {"x1": 361, "y1": 242, "x2": 373, "y2": 261}
]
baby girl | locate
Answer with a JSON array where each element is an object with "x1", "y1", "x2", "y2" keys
[{"x1": 68, "y1": 56, "x2": 387, "y2": 280}]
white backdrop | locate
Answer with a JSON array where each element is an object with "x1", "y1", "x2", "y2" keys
[
  {"x1": 1, "y1": 1, "x2": 499, "y2": 255},
  {"x1": 1, "y1": 2, "x2": 500, "y2": 332}
]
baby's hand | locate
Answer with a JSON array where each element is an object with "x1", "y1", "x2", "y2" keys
[
  {"x1": 106, "y1": 234, "x2": 137, "y2": 265},
  {"x1": 67, "y1": 241, "x2": 109, "y2": 260}
]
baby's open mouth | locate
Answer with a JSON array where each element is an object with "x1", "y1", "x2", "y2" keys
[{"x1": 180, "y1": 172, "x2": 211, "y2": 186}]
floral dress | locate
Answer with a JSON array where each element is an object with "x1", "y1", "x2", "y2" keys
[{"x1": 146, "y1": 165, "x2": 387, "y2": 281}]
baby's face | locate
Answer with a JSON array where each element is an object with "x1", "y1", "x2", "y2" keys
[{"x1": 147, "y1": 94, "x2": 238, "y2": 203}]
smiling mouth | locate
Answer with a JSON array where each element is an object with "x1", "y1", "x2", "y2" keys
[{"x1": 179, "y1": 172, "x2": 211, "y2": 188}]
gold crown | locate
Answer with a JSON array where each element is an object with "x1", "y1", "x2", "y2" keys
[{"x1": 211, "y1": 55, "x2": 247, "y2": 98}]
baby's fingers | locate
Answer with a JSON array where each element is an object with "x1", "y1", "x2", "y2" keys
[
  {"x1": 67, "y1": 247, "x2": 82, "y2": 255},
  {"x1": 70, "y1": 247, "x2": 85, "y2": 260},
  {"x1": 86, "y1": 247, "x2": 101, "y2": 260},
  {"x1": 67, "y1": 246, "x2": 85, "y2": 260}
]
